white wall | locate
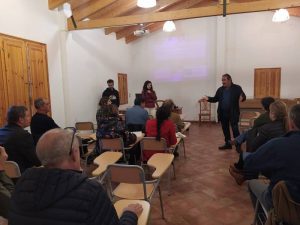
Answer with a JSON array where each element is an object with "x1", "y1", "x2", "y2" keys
[
  {"x1": 0, "y1": 0, "x2": 66, "y2": 126},
  {"x1": 1, "y1": 1, "x2": 300, "y2": 123},
  {"x1": 64, "y1": 30, "x2": 131, "y2": 125},
  {"x1": 128, "y1": 12, "x2": 300, "y2": 121}
]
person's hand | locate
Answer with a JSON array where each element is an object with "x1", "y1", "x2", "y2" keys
[
  {"x1": 239, "y1": 95, "x2": 244, "y2": 102},
  {"x1": 123, "y1": 203, "x2": 143, "y2": 217},
  {"x1": 201, "y1": 96, "x2": 208, "y2": 101}
]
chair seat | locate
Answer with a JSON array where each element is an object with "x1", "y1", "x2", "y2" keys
[
  {"x1": 114, "y1": 183, "x2": 155, "y2": 200},
  {"x1": 114, "y1": 199, "x2": 150, "y2": 225}
]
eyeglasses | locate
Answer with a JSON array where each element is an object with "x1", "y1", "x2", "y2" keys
[{"x1": 64, "y1": 127, "x2": 76, "y2": 155}]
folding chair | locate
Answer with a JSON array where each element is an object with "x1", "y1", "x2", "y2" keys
[
  {"x1": 114, "y1": 199, "x2": 150, "y2": 225},
  {"x1": 106, "y1": 161, "x2": 172, "y2": 219},
  {"x1": 253, "y1": 198, "x2": 268, "y2": 225},
  {"x1": 99, "y1": 138, "x2": 127, "y2": 163}
]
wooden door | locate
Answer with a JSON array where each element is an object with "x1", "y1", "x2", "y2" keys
[
  {"x1": 118, "y1": 73, "x2": 128, "y2": 105},
  {"x1": 26, "y1": 42, "x2": 50, "y2": 114},
  {"x1": 0, "y1": 39, "x2": 7, "y2": 126},
  {"x1": 2, "y1": 36, "x2": 30, "y2": 111},
  {"x1": 254, "y1": 68, "x2": 281, "y2": 98}
]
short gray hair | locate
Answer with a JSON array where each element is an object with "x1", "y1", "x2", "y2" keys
[
  {"x1": 36, "y1": 128, "x2": 79, "y2": 166},
  {"x1": 34, "y1": 98, "x2": 45, "y2": 109}
]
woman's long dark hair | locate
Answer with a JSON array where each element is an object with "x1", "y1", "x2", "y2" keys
[
  {"x1": 142, "y1": 80, "x2": 153, "y2": 92},
  {"x1": 155, "y1": 105, "x2": 172, "y2": 141}
]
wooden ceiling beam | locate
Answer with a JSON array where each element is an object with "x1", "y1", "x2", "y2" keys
[
  {"x1": 116, "y1": 0, "x2": 202, "y2": 40},
  {"x1": 69, "y1": 0, "x2": 300, "y2": 30},
  {"x1": 104, "y1": 0, "x2": 183, "y2": 35},
  {"x1": 48, "y1": 0, "x2": 69, "y2": 10},
  {"x1": 71, "y1": 0, "x2": 117, "y2": 21}
]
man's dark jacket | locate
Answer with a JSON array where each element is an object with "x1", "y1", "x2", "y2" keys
[
  {"x1": 0, "y1": 124, "x2": 40, "y2": 173},
  {"x1": 208, "y1": 83, "x2": 246, "y2": 123},
  {"x1": 102, "y1": 88, "x2": 120, "y2": 107},
  {"x1": 30, "y1": 113, "x2": 59, "y2": 145},
  {"x1": 9, "y1": 168, "x2": 138, "y2": 225}
]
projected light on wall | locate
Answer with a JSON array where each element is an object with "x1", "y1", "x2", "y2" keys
[{"x1": 151, "y1": 36, "x2": 209, "y2": 82}]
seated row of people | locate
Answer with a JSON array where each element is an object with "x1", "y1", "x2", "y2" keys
[{"x1": 229, "y1": 101, "x2": 300, "y2": 223}]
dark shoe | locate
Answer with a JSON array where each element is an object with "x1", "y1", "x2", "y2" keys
[
  {"x1": 229, "y1": 166, "x2": 246, "y2": 185},
  {"x1": 235, "y1": 144, "x2": 242, "y2": 154},
  {"x1": 229, "y1": 164, "x2": 243, "y2": 174},
  {"x1": 218, "y1": 144, "x2": 232, "y2": 150}
]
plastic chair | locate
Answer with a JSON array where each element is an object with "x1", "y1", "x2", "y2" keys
[
  {"x1": 105, "y1": 157, "x2": 173, "y2": 219},
  {"x1": 114, "y1": 199, "x2": 150, "y2": 225},
  {"x1": 99, "y1": 138, "x2": 127, "y2": 163},
  {"x1": 3, "y1": 161, "x2": 21, "y2": 179}
]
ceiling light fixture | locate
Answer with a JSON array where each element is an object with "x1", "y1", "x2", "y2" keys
[
  {"x1": 63, "y1": 3, "x2": 72, "y2": 18},
  {"x1": 272, "y1": 8, "x2": 290, "y2": 23},
  {"x1": 163, "y1": 21, "x2": 176, "y2": 32},
  {"x1": 137, "y1": 0, "x2": 156, "y2": 8}
]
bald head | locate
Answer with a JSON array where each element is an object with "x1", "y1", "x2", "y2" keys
[{"x1": 36, "y1": 128, "x2": 80, "y2": 168}]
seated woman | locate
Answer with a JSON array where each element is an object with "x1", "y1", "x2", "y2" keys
[
  {"x1": 0, "y1": 146, "x2": 14, "y2": 219},
  {"x1": 95, "y1": 97, "x2": 124, "y2": 153},
  {"x1": 144, "y1": 104, "x2": 177, "y2": 160},
  {"x1": 163, "y1": 99, "x2": 184, "y2": 132},
  {"x1": 229, "y1": 100, "x2": 289, "y2": 185},
  {"x1": 230, "y1": 96, "x2": 275, "y2": 153}
]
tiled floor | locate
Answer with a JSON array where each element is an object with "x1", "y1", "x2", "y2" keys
[{"x1": 149, "y1": 123, "x2": 254, "y2": 225}]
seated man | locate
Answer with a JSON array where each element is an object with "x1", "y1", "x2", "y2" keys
[
  {"x1": 125, "y1": 97, "x2": 148, "y2": 132},
  {"x1": 30, "y1": 98, "x2": 59, "y2": 145},
  {"x1": 9, "y1": 128, "x2": 142, "y2": 225},
  {"x1": 0, "y1": 146, "x2": 14, "y2": 219},
  {"x1": 242, "y1": 104, "x2": 300, "y2": 212},
  {"x1": 0, "y1": 106, "x2": 41, "y2": 173}
]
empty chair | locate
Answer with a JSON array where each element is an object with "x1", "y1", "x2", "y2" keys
[
  {"x1": 100, "y1": 138, "x2": 127, "y2": 162},
  {"x1": 140, "y1": 137, "x2": 176, "y2": 178},
  {"x1": 105, "y1": 157, "x2": 173, "y2": 219},
  {"x1": 75, "y1": 122, "x2": 95, "y2": 133}
]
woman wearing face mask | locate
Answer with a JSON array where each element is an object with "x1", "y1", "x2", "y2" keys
[{"x1": 141, "y1": 80, "x2": 157, "y2": 118}]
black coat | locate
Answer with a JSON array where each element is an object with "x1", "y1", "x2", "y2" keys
[
  {"x1": 30, "y1": 113, "x2": 59, "y2": 145},
  {"x1": 208, "y1": 83, "x2": 246, "y2": 123},
  {"x1": 9, "y1": 168, "x2": 138, "y2": 225},
  {"x1": 102, "y1": 88, "x2": 120, "y2": 107},
  {"x1": 0, "y1": 124, "x2": 41, "y2": 173}
]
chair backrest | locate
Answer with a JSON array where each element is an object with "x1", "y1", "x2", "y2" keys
[
  {"x1": 75, "y1": 122, "x2": 94, "y2": 133},
  {"x1": 140, "y1": 137, "x2": 168, "y2": 161},
  {"x1": 266, "y1": 181, "x2": 300, "y2": 225},
  {"x1": 107, "y1": 164, "x2": 145, "y2": 184},
  {"x1": 3, "y1": 161, "x2": 21, "y2": 178},
  {"x1": 100, "y1": 138, "x2": 126, "y2": 162}
]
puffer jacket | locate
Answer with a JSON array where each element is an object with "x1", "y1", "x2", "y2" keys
[{"x1": 9, "y1": 168, "x2": 137, "y2": 225}]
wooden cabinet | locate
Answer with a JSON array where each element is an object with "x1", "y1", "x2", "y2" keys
[
  {"x1": 0, "y1": 34, "x2": 50, "y2": 127},
  {"x1": 118, "y1": 73, "x2": 128, "y2": 105},
  {"x1": 254, "y1": 68, "x2": 281, "y2": 98}
]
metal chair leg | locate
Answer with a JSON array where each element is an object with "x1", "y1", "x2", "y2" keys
[{"x1": 158, "y1": 185, "x2": 165, "y2": 219}]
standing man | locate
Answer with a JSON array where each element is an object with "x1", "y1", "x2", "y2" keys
[
  {"x1": 0, "y1": 106, "x2": 41, "y2": 173},
  {"x1": 102, "y1": 79, "x2": 120, "y2": 107},
  {"x1": 202, "y1": 74, "x2": 246, "y2": 150},
  {"x1": 30, "y1": 98, "x2": 59, "y2": 145}
]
